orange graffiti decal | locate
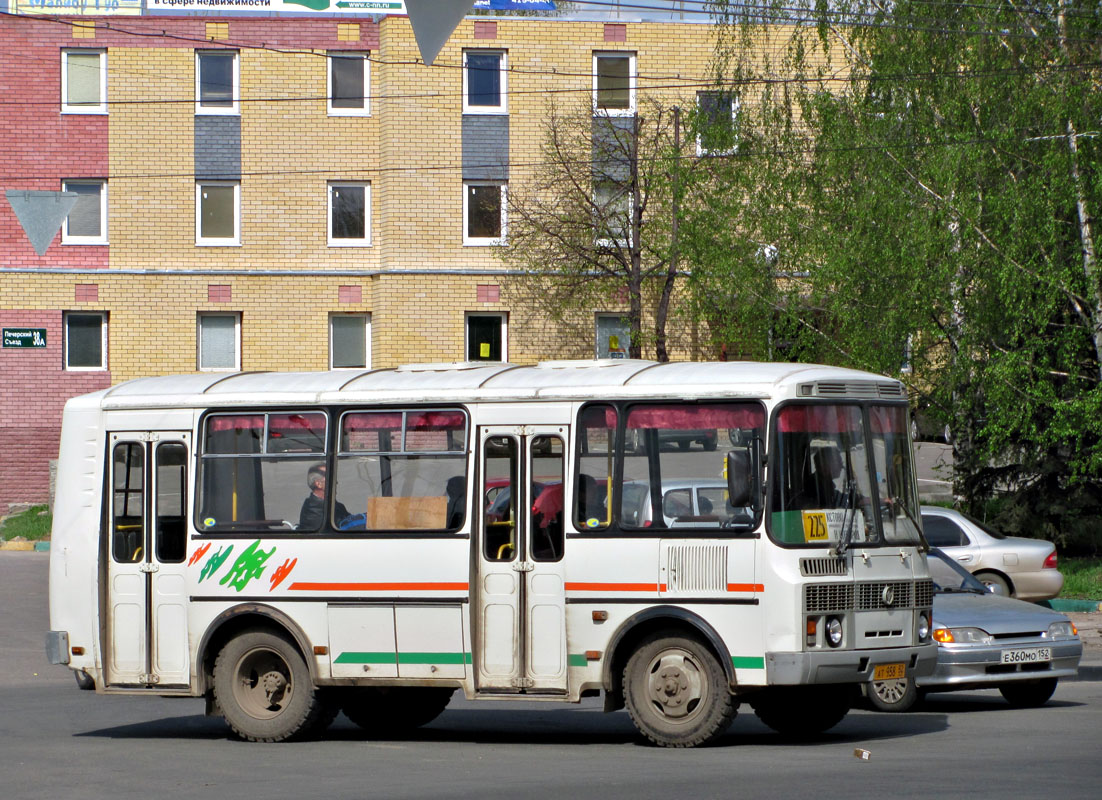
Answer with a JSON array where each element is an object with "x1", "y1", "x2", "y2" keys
[
  {"x1": 269, "y1": 557, "x2": 298, "y2": 591},
  {"x1": 188, "y1": 542, "x2": 212, "y2": 567}
]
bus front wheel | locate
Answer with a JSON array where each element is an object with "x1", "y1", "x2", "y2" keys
[
  {"x1": 623, "y1": 631, "x2": 737, "y2": 747},
  {"x1": 213, "y1": 629, "x2": 335, "y2": 742}
]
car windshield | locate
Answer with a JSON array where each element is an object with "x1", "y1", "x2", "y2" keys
[
  {"x1": 928, "y1": 548, "x2": 988, "y2": 593},
  {"x1": 769, "y1": 403, "x2": 922, "y2": 548}
]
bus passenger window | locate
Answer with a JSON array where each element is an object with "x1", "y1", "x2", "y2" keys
[
  {"x1": 112, "y1": 443, "x2": 144, "y2": 563},
  {"x1": 575, "y1": 404, "x2": 616, "y2": 530}
]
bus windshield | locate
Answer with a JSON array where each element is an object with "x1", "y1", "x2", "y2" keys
[{"x1": 769, "y1": 403, "x2": 921, "y2": 547}]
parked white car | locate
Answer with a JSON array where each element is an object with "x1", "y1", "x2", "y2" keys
[{"x1": 920, "y1": 506, "x2": 1063, "y2": 601}]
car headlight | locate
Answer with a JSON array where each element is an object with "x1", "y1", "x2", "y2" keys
[
  {"x1": 1047, "y1": 621, "x2": 1077, "y2": 639},
  {"x1": 917, "y1": 612, "x2": 931, "y2": 642},
  {"x1": 933, "y1": 626, "x2": 993, "y2": 645},
  {"x1": 826, "y1": 616, "x2": 844, "y2": 648}
]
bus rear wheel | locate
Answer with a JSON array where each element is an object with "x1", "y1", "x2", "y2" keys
[
  {"x1": 750, "y1": 686, "x2": 854, "y2": 738},
  {"x1": 213, "y1": 629, "x2": 335, "y2": 742},
  {"x1": 340, "y1": 686, "x2": 454, "y2": 735},
  {"x1": 623, "y1": 632, "x2": 737, "y2": 748}
]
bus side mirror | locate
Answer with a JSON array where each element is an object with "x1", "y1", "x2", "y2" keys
[{"x1": 726, "y1": 444, "x2": 762, "y2": 514}]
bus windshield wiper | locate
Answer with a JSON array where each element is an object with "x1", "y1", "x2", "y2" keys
[{"x1": 833, "y1": 480, "x2": 858, "y2": 556}]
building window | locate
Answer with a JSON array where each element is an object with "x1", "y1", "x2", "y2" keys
[
  {"x1": 61, "y1": 180, "x2": 107, "y2": 244},
  {"x1": 61, "y1": 49, "x2": 106, "y2": 114},
  {"x1": 330, "y1": 314, "x2": 371, "y2": 369},
  {"x1": 329, "y1": 183, "x2": 370, "y2": 246},
  {"x1": 64, "y1": 312, "x2": 107, "y2": 371},
  {"x1": 596, "y1": 314, "x2": 630, "y2": 359},
  {"x1": 466, "y1": 313, "x2": 506, "y2": 362},
  {"x1": 463, "y1": 50, "x2": 506, "y2": 114},
  {"x1": 196, "y1": 182, "x2": 240, "y2": 246},
  {"x1": 328, "y1": 52, "x2": 369, "y2": 116},
  {"x1": 593, "y1": 178, "x2": 631, "y2": 247},
  {"x1": 195, "y1": 50, "x2": 239, "y2": 115},
  {"x1": 593, "y1": 52, "x2": 635, "y2": 116},
  {"x1": 197, "y1": 312, "x2": 240, "y2": 371},
  {"x1": 696, "y1": 91, "x2": 740, "y2": 156},
  {"x1": 463, "y1": 183, "x2": 506, "y2": 245}
]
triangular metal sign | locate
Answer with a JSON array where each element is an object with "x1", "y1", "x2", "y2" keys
[
  {"x1": 5, "y1": 190, "x2": 79, "y2": 256},
  {"x1": 406, "y1": 0, "x2": 475, "y2": 66}
]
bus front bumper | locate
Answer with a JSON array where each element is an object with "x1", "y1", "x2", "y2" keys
[{"x1": 765, "y1": 642, "x2": 937, "y2": 686}]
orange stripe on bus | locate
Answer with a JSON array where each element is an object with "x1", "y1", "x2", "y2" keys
[
  {"x1": 565, "y1": 582, "x2": 659, "y2": 592},
  {"x1": 288, "y1": 582, "x2": 469, "y2": 592},
  {"x1": 727, "y1": 583, "x2": 765, "y2": 593}
]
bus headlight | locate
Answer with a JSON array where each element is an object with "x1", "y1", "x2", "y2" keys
[
  {"x1": 918, "y1": 612, "x2": 931, "y2": 642},
  {"x1": 825, "y1": 616, "x2": 844, "y2": 648}
]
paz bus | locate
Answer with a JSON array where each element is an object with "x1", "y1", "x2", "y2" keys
[{"x1": 47, "y1": 359, "x2": 935, "y2": 747}]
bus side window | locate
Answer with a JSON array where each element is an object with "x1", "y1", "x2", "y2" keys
[{"x1": 112, "y1": 442, "x2": 144, "y2": 563}]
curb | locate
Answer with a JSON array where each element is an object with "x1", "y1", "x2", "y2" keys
[
  {"x1": 0, "y1": 541, "x2": 50, "y2": 552},
  {"x1": 1040, "y1": 598, "x2": 1102, "y2": 613}
]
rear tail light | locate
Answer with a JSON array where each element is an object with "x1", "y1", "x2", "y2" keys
[{"x1": 1043, "y1": 552, "x2": 1058, "y2": 569}]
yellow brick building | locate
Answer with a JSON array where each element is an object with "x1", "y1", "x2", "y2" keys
[{"x1": 0, "y1": 12, "x2": 810, "y2": 512}]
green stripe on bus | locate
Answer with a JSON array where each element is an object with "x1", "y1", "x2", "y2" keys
[
  {"x1": 568, "y1": 653, "x2": 589, "y2": 667},
  {"x1": 731, "y1": 656, "x2": 766, "y2": 670},
  {"x1": 334, "y1": 652, "x2": 472, "y2": 665}
]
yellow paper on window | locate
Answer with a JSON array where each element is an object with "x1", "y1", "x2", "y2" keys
[{"x1": 480, "y1": 342, "x2": 490, "y2": 358}]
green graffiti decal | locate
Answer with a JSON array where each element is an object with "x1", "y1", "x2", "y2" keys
[
  {"x1": 219, "y1": 540, "x2": 276, "y2": 592},
  {"x1": 198, "y1": 545, "x2": 234, "y2": 583}
]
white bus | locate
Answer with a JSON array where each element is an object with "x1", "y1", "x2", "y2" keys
[{"x1": 47, "y1": 360, "x2": 935, "y2": 747}]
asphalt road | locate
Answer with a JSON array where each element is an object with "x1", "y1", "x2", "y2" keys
[{"x1": 4, "y1": 551, "x2": 1100, "y2": 800}]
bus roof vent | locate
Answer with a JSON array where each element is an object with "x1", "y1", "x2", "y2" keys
[{"x1": 808, "y1": 381, "x2": 903, "y2": 399}]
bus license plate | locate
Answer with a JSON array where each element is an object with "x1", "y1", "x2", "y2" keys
[
  {"x1": 873, "y1": 663, "x2": 906, "y2": 681},
  {"x1": 1001, "y1": 647, "x2": 1051, "y2": 665}
]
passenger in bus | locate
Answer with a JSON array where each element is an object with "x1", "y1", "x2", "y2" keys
[
  {"x1": 299, "y1": 464, "x2": 350, "y2": 531},
  {"x1": 445, "y1": 475, "x2": 466, "y2": 529}
]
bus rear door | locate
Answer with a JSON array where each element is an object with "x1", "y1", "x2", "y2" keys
[
  {"x1": 104, "y1": 432, "x2": 191, "y2": 688},
  {"x1": 476, "y1": 427, "x2": 568, "y2": 693}
]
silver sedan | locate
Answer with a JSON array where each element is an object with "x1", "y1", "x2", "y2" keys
[
  {"x1": 920, "y1": 506, "x2": 1063, "y2": 600},
  {"x1": 867, "y1": 548, "x2": 1082, "y2": 712}
]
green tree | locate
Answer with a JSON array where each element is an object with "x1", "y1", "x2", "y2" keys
[{"x1": 698, "y1": 1, "x2": 1102, "y2": 544}]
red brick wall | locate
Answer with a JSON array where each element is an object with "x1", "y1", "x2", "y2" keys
[{"x1": 0, "y1": 310, "x2": 111, "y2": 514}]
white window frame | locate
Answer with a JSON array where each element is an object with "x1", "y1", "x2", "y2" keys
[
  {"x1": 63, "y1": 311, "x2": 107, "y2": 371},
  {"x1": 593, "y1": 178, "x2": 632, "y2": 248},
  {"x1": 195, "y1": 181, "x2": 241, "y2": 246},
  {"x1": 327, "y1": 52, "x2": 370, "y2": 116},
  {"x1": 695, "y1": 91, "x2": 741, "y2": 156},
  {"x1": 592, "y1": 51, "x2": 636, "y2": 117},
  {"x1": 61, "y1": 180, "x2": 108, "y2": 245},
  {"x1": 197, "y1": 312, "x2": 241, "y2": 372},
  {"x1": 61, "y1": 49, "x2": 107, "y2": 114},
  {"x1": 463, "y1": 49, "x2": 507, "y2": 115},
  {"x1": 463, "y1": 182, "x2": 507, "y2": 246},
  {"x1": 195, "y1": 50, "x2": 239, "y2": 115},
  {"x1": 465, "y1": 312, "x2": 508, "y2": 362},
  {"x1": 328, "y1": 182, "x2": 371, "y2": 247},
  {"x1": 329, "y1": 313, "x2": 372, "y2": 370}
]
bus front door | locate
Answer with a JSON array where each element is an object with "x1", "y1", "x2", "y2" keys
[
  {"x1": 104, "y1": 432, "x2": 191, "y2": 688},
  {"x1": 476, "y1": 427, "x2": 568, "y2": 694}
]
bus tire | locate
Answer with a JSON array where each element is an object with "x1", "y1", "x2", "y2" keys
[
  {"x1": 750, "y1": 686, "x2": 854, "y2": 738},
  {"x1": 213, "y1": 629, "x2": 334, "y2": 742},
  {"x1": 340, "y1": 686, "x2": 454, "y2": 735},
  {"x1": 623, "y1": 631, "x2": 736, "y2": 748}
]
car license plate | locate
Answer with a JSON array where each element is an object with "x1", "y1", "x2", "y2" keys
[
  {"x1": 1001, "y1": 647, "x2": 1052, "y2": 664},
  {"x1": 873, "y1": 662, "x2": 906, "y2": 681}
]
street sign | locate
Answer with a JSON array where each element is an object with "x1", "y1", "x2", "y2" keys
[{"x1": 2, "y1": 328, "x2": 47, "y2": 348}]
